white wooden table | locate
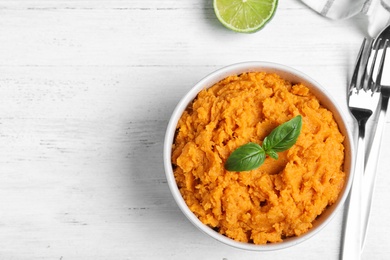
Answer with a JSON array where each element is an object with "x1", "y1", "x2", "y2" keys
[{"x1": 0, "y1": 1, "x2": 389, "y2": 259}]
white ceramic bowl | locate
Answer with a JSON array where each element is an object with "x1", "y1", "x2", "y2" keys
[{"x1": 163, "y1": 61, "x2": 354, "y2": 251}]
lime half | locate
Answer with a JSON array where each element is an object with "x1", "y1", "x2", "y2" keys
[{"x1": 213, "y1": 0, "x2": 278, "y2": 33}]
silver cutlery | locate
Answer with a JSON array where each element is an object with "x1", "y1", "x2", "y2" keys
[
  {"x1": 341, "y1": 38, "x2": 380, "y2": 260},
  {"x1": 362, "y1": 25, "x2": 390, "y2": 250}
]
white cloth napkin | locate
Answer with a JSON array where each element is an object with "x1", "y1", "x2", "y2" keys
[{"x1": 301, "y1": 0, "x2": 390, "y2": 37}]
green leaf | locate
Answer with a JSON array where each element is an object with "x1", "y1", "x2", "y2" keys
[
  {"x1": 224, "y1": 115, "x2": 302, "y2": 172},
  {"x1": 225, "y1": 142, "x2": 266, "y2": 172},
  {"x1": 266, "y1": 149, "x2": 278, "y2": 160},
  {"x1": 262, "y1": 115, "x2": 302, "y2": 153}
]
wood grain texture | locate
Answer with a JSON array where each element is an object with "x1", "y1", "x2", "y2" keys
[{"x1": 0, "y1": 1, "x2": 389, "y2": 259}]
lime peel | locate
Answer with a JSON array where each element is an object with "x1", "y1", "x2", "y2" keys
[{"x1": 213, "y1": 0, "x2": 278, "y2": 33}]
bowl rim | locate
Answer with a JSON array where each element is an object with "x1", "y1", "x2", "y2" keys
[{"x1": 163, "y1": 61, "x2": 355, "y2": 251}]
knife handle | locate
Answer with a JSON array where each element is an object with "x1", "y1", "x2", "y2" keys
[{"x1": 362, "y1": 96, "x2": 389, "y2": 250}]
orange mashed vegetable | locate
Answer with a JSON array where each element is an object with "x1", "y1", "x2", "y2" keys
[{"x1": 171, "y1": 72, "x2": 346, "y2": 244}]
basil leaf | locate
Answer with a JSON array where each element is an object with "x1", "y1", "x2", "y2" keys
[
  {"x1": 225, "y1": 142, "x2": 265, "y2": 172},
  {"x1": 224, "y1": 115, "x2": 302, "y2": 172},
  {"x1": 266, "y1": 149, "x2": 278, "y2": 160},
  {"x1": 262, "y1": 115, "x2": 302, "y2": 153}
]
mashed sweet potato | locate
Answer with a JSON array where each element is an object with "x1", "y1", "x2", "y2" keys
[{"x1": 171, "y1": 72, "x2": 346, "y2": 244}]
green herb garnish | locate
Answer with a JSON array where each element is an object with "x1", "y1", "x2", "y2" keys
[
  {"x1": 224, "y1": 142, "x2": 266, "y2": 172},
  {"x1": 225, "y1": 115, "x2": 302, "y2": 172}
]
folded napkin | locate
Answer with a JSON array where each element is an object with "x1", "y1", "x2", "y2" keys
[{"x1": 301, "y1": 0, "x2": 390, "y2": 37}]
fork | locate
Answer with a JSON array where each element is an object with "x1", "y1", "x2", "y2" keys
[
  {"x1": 341, "y1": 38, "x2": 380, "y2": 260},
  {"x1": 361, "y1": 37, "x2": 390, "y2": 249}
]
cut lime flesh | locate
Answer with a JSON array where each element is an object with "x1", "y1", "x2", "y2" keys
[{"x1": 214, "y1": 0, "x2": 278, "y2": 33}]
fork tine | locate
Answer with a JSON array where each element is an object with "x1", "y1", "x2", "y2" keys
[
  {"x1": 368, "y1": 38, "x2": 382, "y2": 92},
  {"x1": 360, "y1": 38, "x2": 374, "y2": 91},
  {"x1": 375, "y1": 38, "x2": 389, "y2": 88},
  {"x1": 349, "y1": 38, "x2": 367, "y2": 94}
]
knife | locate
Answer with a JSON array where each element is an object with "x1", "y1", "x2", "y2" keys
[{"x1": 361, "y1": 24, "x2": 390, "y2": 251}]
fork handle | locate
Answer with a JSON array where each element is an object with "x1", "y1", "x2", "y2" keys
[
  {"x1": 362, "y1": 96, "x2": 389, "y2": 250},
  {"x1": 341, "y1": 122, "x2": 365, "y2": 260}
]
